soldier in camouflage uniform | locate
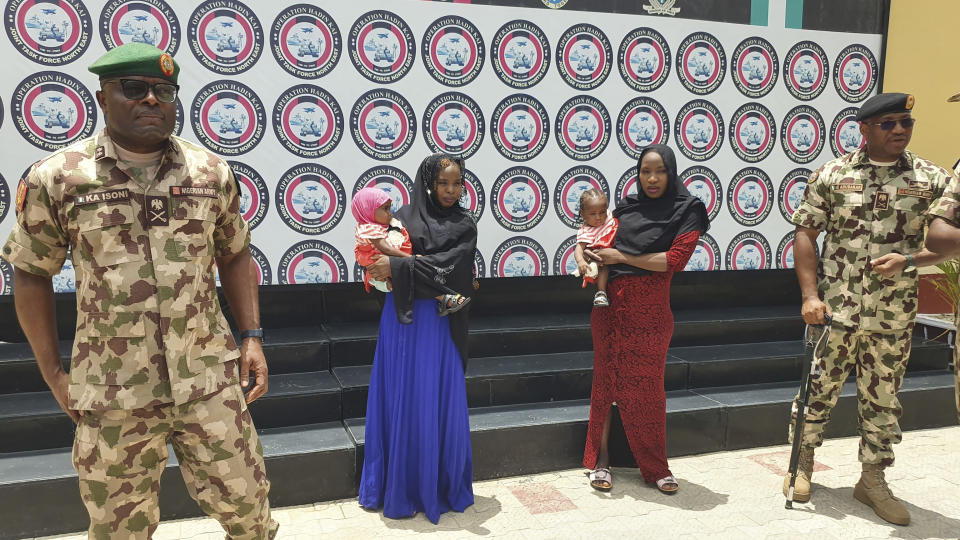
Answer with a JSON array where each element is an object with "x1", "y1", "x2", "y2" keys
[
  {"x1": 1, "y1": 43, "x2": 277, "y2": 539},
  {"x1": 784, "y1": 93, "x2": 956, "y2": 526},
  {"x1": 925, "y1": 160, "x2": 960, "y2": 425}
]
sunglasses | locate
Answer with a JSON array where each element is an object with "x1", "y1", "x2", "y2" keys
[
  {"x1": 105, "y1": 79, "x2": 179, "y2": 103},
  {"x1": 866, "y1": 118, "x2": 916, "y2": 131}
]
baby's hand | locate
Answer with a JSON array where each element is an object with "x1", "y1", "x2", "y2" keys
[
  {"x1": 387, "y1": 277, "x2": 393, "y2": 291},
  {"x1": 577, "y1": 262, "x2": 591, "y2": 277}
]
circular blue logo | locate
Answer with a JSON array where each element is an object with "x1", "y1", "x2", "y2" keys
[
  {"x1": 191, "y1": 80, "x2": 266, "y2": 156},
  {"x1": 490, "y1": 94, "x2": 550, "y2": 161},
  {"x1": 731, "y1": 37, "x2": 778, "y2": 99},
  {"x1": 784, "y1": 41, "x2": 829, "y2": 101},
  {"x1": 729, "y1": 102, "x2": 776, "y2": 163},
  {"x1": 830, "y1": 107, "x2": 864, "y2": 158},
  {"x1": 278, "y1": 240, "x2": 347, "y2": 284},
  {"x1": 618, "y1": 27, "x2": 670, "y2": 92},
  {"x1": 554, "y1": 166, "x2": 609, "y2": 229},
  {"x1": 676, "y1": 32, "x2": 726, "y2": 95},
  {"x1": 781, "y1": 105, "x2": 825, "y2": 164},
  {"x1": 349, "y1": 10, "x2": 415, "y2": 84},
  {"x1": 6, "y1": 0, "x2": 91, "y2": 65},
  {"x1": 350, "y1": 89, "x2": 416, "y2": 161},
  {"x1": 685, "y1": 233, "x2": 721, "y2": 271},
  {"x1": 275, "y1": 163, "x2": 346, "y2": 235},
  {"x1": 556, "y1": 95, "x2": 610, "y2": 161},
  {"x1": 617, "y1": 97, "x2": 669, "y2": 159},
  {"x1": 422, "y1": 15, "x2": 484, "y2": 87},
  {"x1": 491, "y1": 20, "x2": 550, "y2": 89},
  {"x1": 726, "y1": 231, "x2": 771, "y2": 270},
  {"x1": 675, "y1": 100, "x2": 724, "y2": 162},
  {"x1": 778, "y1": 168, "x2": 811, "y2": 223},
  {"x1": 681, "y1": 166, "x2": 722, "y2": 222},
  {"x1": 491, "y1": 167, "x2": 548, "y2": 232},
  {"x1": 422, "y1": 92, "x2": 484, "y2": 160},
  {"x1": 556, "y1": 23, "x2": 612, "y2": 91},
  {"x1": 269, "y1": 4, "x2": 341, "y2": 79},
  {"x1": 100, "y1": 0, "x2": 179, "y2": 54},
  {"x1": 12, "y1": 72, "x2": 96, "y2": 151},
  {"x1": 229, "y1": 161, "x2": 269, "y2": 230},
  {"x1": 188, "y1": 0, "x2": 263, "y2": 74},
  {"x1": 273, "y1": 84, "x2": 343, "y2": 159},
  {"x1": 833, "y1": 44, "x2": 877, "y2": 103},
  {"x1": 727, "y1": 167, "x2": 773, "y2": 227},
  {"x1": 492, "y1": 236, "x2": 548, "y2": 277},
  {"x1": 353, "y1": 165, "x2": 414, "y2": 215}
]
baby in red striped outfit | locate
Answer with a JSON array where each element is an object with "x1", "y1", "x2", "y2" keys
[{"x1": 573, "y1": 189, "x2": 619, "y2": 307}]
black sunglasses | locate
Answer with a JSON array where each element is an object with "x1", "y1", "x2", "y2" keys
[
  {"x1": 867, "y1": 118, "x2": 916, "y2": 131},
  {"x1": 105, "y1": 79, "x2": 179, "y2": 103}
]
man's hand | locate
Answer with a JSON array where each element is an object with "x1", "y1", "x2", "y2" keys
[
  {"x1": 870, "y1": 253, "x2": 907, "y2": 278},
  {"x1": 239, "y1": 339, "x2": 268, "y2": 404},
  {"x1": 801, "y1": 296, "x2": 831, "y2": 325},
  {"x1": 47, "y1": 368, "x2": 81, "y2": 423}
]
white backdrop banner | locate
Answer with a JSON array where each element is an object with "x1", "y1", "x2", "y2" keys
[{"x1": 0, "y1": 0, "x2": 881, "y2": 293}]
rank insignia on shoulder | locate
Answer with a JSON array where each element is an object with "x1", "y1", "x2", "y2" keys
[
  {"x1": 15, "y1": 180, "x2": 28, "y2": 215},
  {"x1": 146, "y1": 196, "x2": 169, "y2": 227},
  {"x1": 170, "y1": 186, "x2": 218, "y2": 198}
]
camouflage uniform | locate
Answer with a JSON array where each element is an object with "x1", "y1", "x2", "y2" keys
[
  {"x1": 1, "y1": 130, "x2": 276, "y2": 539},
  {"x1": 928, "y1": 162, "x2": 960, "y2": 424},
  {"x1": 790, "y1": 148, "x2": 952, "y2": 466}
]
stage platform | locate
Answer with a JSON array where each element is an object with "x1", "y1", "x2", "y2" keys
[{"x1": 0, "y1": 270, "x2": 955, "y2": 539}]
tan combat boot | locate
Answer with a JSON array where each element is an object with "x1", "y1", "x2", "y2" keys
[
  {"x1": 853, "y1": 463, "x2": 910, "y2": 525},
  {"x1": 782, "y1": 447, "x2": 815, "y2": 502}
]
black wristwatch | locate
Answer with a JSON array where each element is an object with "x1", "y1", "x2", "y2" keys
[{"x1": 240, "y1": 328, "x2": 265, "y2": 342}]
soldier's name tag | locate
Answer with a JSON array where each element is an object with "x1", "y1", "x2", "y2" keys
[
  {"x1": 897, "y1": 187, "x2": 933, "y2": 199},
  {"x1": 75, "y1": 189, "x2": 131, "y2": 206},
  {"x1": 874, "y1": 192, "x2": 890, "y2": 211},
  {"x1": 146, "y1": 195, "x2": 169, "y2": 227},
  {"x1": 832, "y1": 183, "x2": 863, "y2": 192},
  {"x1": 170, "y1": 186, "x2": 217, "y2": 198}
]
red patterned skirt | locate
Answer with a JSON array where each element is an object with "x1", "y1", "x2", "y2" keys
[{"x1": 582, "y1": 273, "x2": 673, "y2": 482}]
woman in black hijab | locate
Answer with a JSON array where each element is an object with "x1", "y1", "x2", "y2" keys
[
  {"x1": 359, "y1": 153, "x2": 477, "y2": 523},
  {"x1": 583, "y1": 144, "x2": 709, "y2": 494}
]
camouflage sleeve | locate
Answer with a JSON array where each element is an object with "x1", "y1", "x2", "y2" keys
[
  {"x1": 1, "y1": 169, "x2": 68, "y2": 277},
  {"x1": 791, "y1": 169, "x2": 830, "y2": 230},
  {"x1": 213, "y1": 167, "x2": 250, "y2": 257},
  {"x1": 928, "y1": 171, "x2": 960, "y2": 225}
]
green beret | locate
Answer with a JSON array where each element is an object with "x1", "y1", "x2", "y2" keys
[
  {"x1": 88, "y1": 43, "x2": 179, "y2": 84},
  {"x1": 856, "y1": 92, "x2": 914, "y2": 121}
]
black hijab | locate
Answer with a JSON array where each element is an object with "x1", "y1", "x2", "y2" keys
[
  {"x1": 391, "y1": 153, "x2": 478, "y2": 368},
  {"x1": 609, "y1": 144, "x2": 709, "y2": 279}
]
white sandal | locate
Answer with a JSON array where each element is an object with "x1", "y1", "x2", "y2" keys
[
  {"x1": 589, "y1": 467, "x2": 612, "y2": 492},
  {"x1": 656, "y1": 475, "x2": 679, "y2": 494}
]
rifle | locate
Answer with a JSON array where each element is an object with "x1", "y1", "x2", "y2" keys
[{"x1": 785, "y1": 313, "x2": 832, "y2": 509}]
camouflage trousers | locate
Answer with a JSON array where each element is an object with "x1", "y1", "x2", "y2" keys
[
  {"x1": 72, "y1": 383, "x2": 277, "y2": 540},
  {"x1": 788, "y1": 324, "x2": 912, "y2": 467}
]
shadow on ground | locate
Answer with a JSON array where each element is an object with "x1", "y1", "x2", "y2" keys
[
  {"x1": 375, "y1": 494, "x2": 503, "y2": 535},
  {"x1": 588, "y1": 468, "x2": 730, "y2": 511}
]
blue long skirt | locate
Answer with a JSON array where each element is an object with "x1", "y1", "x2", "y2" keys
[{"x1": 358, "y1": 294, "x2": 474, "y2": 524}]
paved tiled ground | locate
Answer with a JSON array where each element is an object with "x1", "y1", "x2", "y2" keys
[{"x1": 39, "y1": 425, "x2": 960, "y2": 539}]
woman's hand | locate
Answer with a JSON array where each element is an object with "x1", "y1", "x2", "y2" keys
[
  {"x1": 584, "y1": 248, "x2": 625, "y2": 266},
  {"x1": 367, "y1": 255, "x2": 392, "y2": 281}
]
